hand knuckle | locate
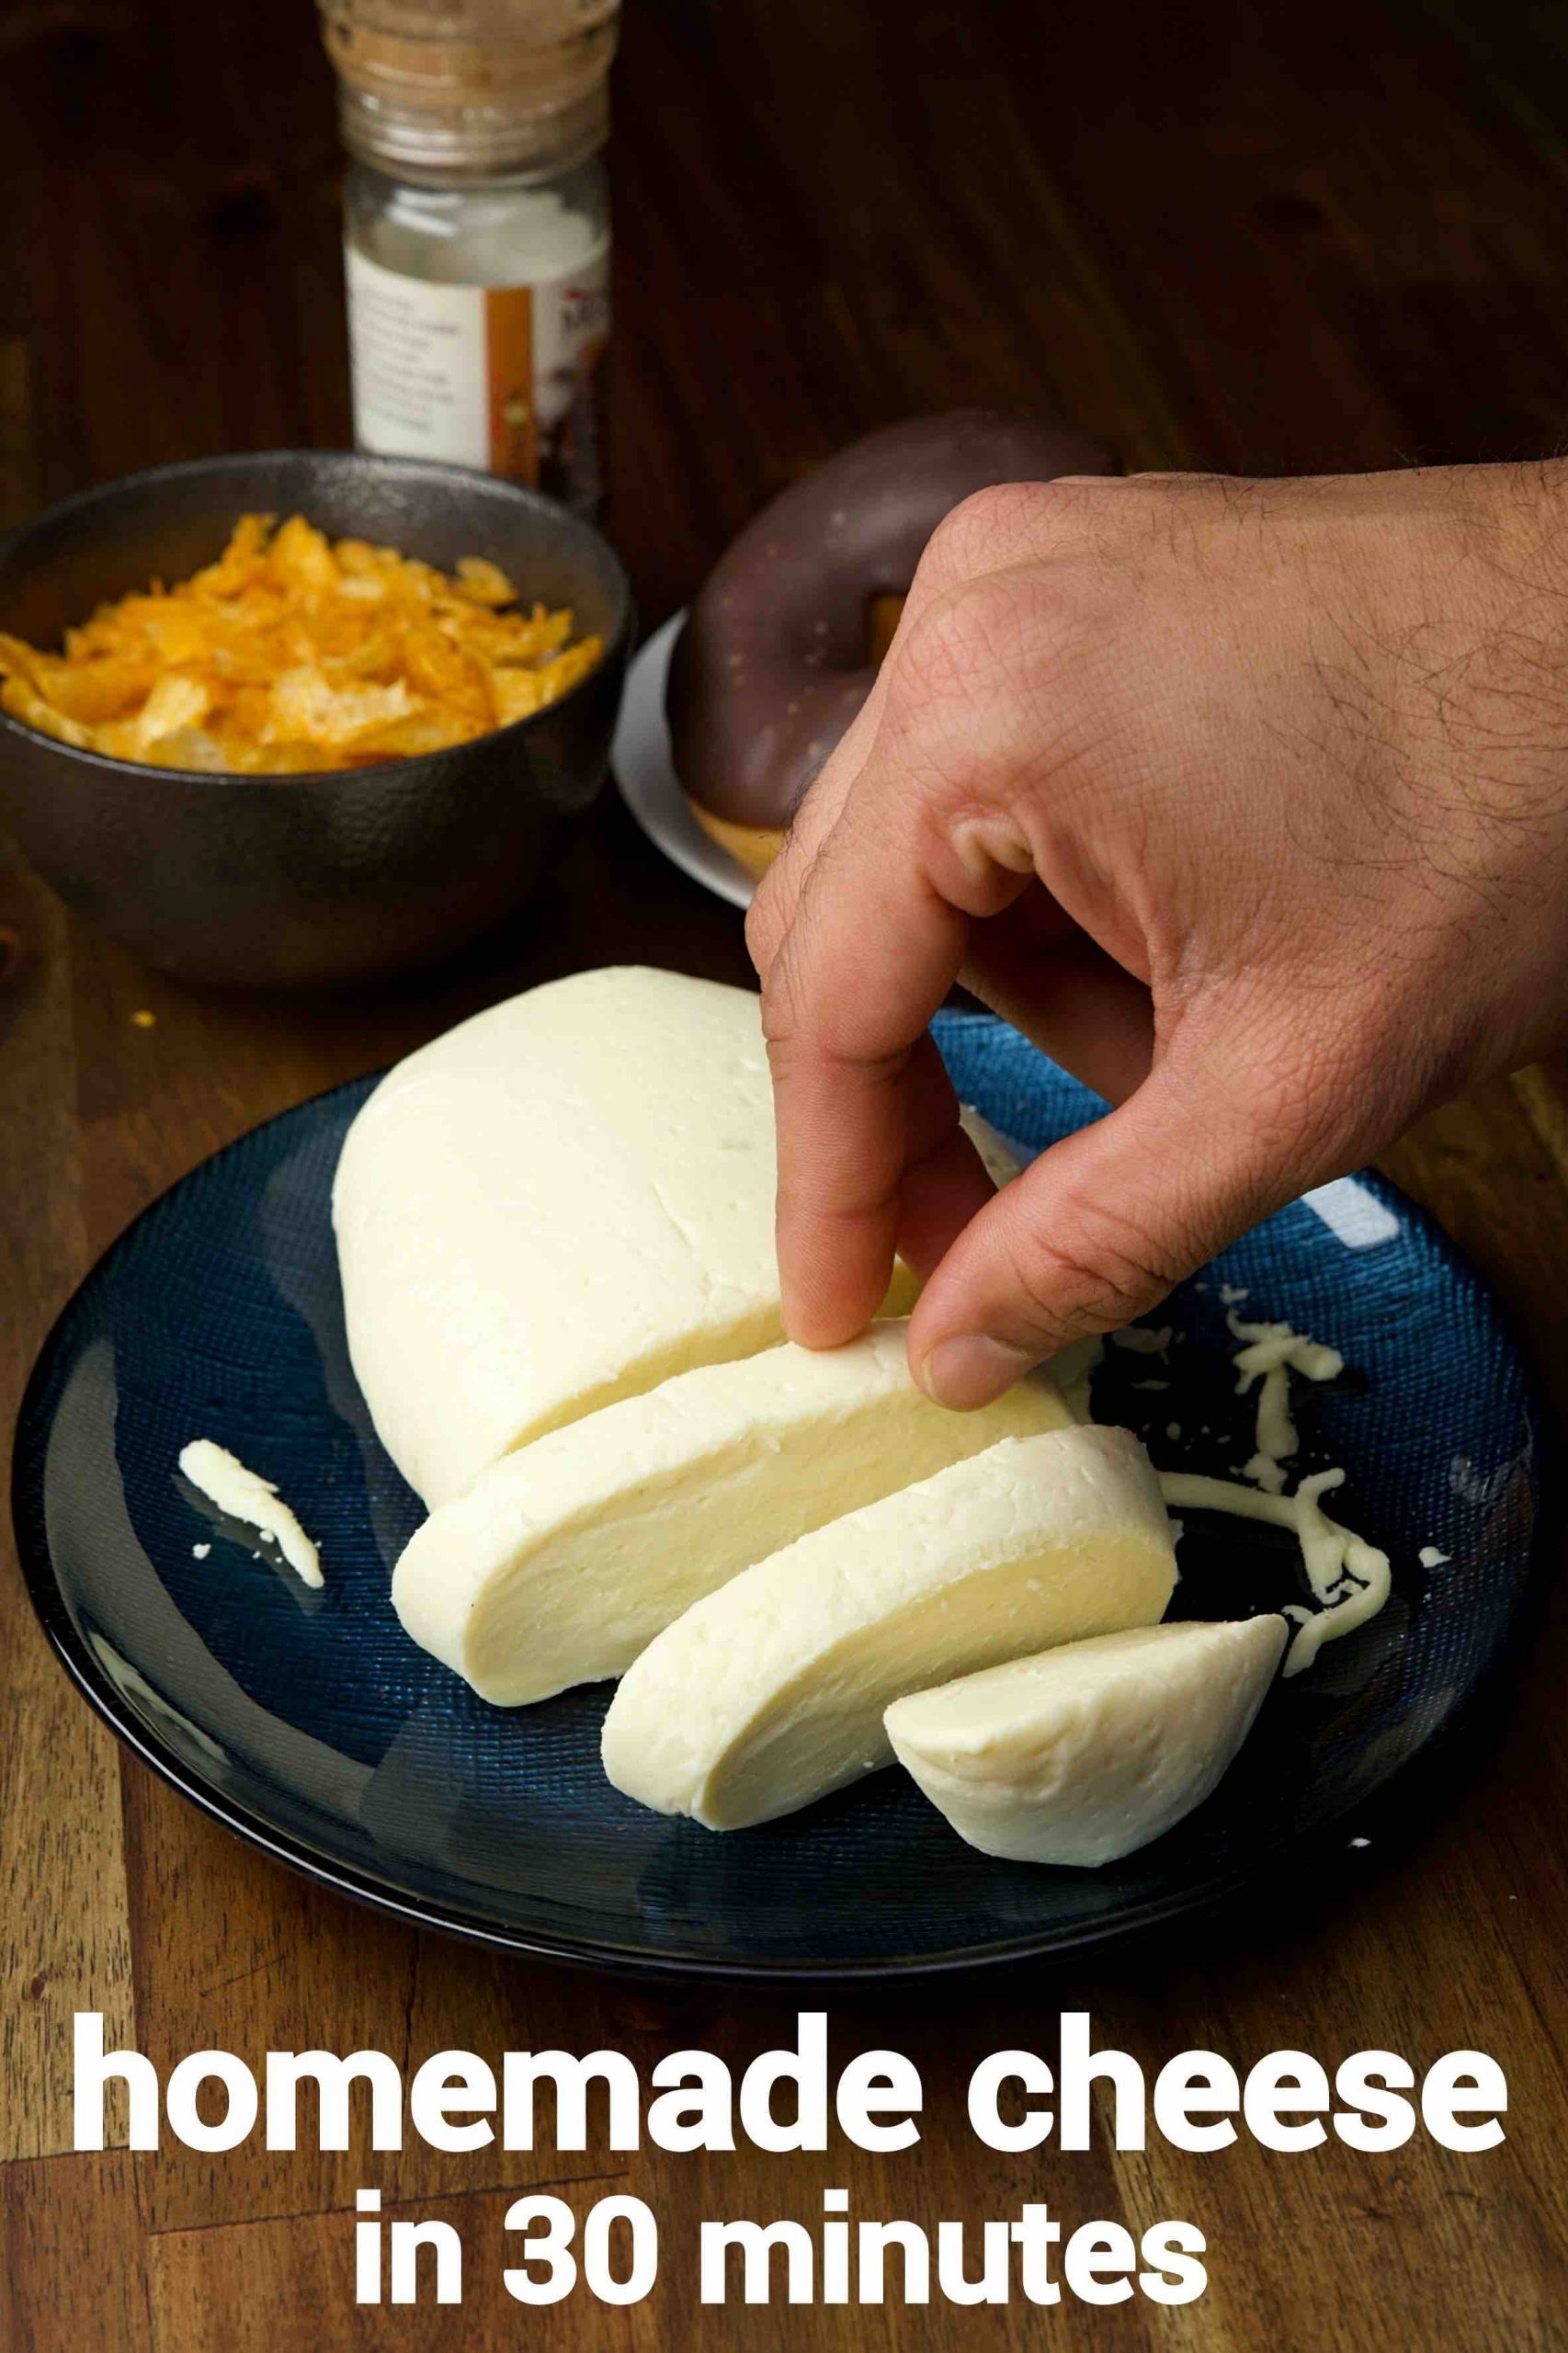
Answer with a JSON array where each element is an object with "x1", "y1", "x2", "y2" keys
[
  {"x1": 1224, "y1": 1013, "x2": 1355, "y2": 1172},
  {"x1": 927, "y1": 481, "x2": 1054, "y2": 571},
  {"x1": 1006, "y1": 1195, "x2": 1181, "y2": 1336},
  {"x1": 757, "y1": 948, "x2": 802, "y2": 1052},
  {"x1": 894, "y1": 574, "x2": 1038, "y2": 713},
  {"x1": 744, "y1": 868, "x2": 786, "y2": 974}
]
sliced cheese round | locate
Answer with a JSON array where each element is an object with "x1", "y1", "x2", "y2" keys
[
  {"x1": 333, "y1": 968, "x2": 1013, "y2": 1508},
  {"x1": 885, "y1": 1614, "x2": 1287, "y2": 1867},
  {"x1": 600, "y1": 1424, "x2": 1177, "y2": 1831},
  {"x1": 393, "y1": 1321, "x2": 1073, "y2": 1705}
]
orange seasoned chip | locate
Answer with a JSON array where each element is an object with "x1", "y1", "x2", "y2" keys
[
  {"x1": 267, "y1": 515, "x2": 339, "y2": 597},
  {"x1": 1, "y1": 676, "x2": 93, "y2": 747},
  {"x1": 343, "y1": 707, "x2": 480, "y2": 761},
  {"x1": 266, "y1": 667, "x2": 415, "y2": 748},
  {"x1": 455, "y1": 555, "x2": 516, "y2": 607},
  {"x1": 0, "y1": 514, "x2": 601, "y2": 774},
  {"x1": 40, "y1": 655, "x2": 161, "y2": 725}
]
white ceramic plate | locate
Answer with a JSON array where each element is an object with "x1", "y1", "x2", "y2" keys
[{"x1": 612, "y1": 609, "x2": 755, "y2": 911}]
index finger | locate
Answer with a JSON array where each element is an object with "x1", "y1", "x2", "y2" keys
[
  {"x1": 761, "y1": 786, "x2": 974, "y2": 1346},
  {"x1": 746, "y1": 593, "x2": 923, "y2": 989},
  {"x1": 747, "y1": 513, "x2": 997, "y2": 985}
]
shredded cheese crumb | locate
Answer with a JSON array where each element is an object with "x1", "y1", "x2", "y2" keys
[
  {"x1": 1229, "y1": 1313, "x2": 1344, "y2": 1487},
  {"x1": 177, "y1": 1438, "x2": 323, "y2": 1588},
  {"x1": 1111, "y1": 1324, "x2": 1173, "y2": 1357},
  {"x1": 1160, "y1": 1467, "x2": 1392, "y2": 1676}
]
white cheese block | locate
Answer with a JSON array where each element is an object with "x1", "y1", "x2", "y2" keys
[
  {"x1": 392, "y1": 1321, "x2": 1073, "y2": 1706},
  {"x1": 885, "y1": 1614, "x2": 1286, "y2": 1866},
  {"x1": 333, "y1": 968, "x2": 1010, "y2": 1509},
  {"x1": 600, "y1": 1424, "x2": 1177, "y2": 1830},
  {"x1": 959, "y1": 1106, "x2": 1023, "y2": 1191}
]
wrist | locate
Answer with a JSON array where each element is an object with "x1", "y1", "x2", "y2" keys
[{"x1": 1364, "y1": 461, "x2": 1568, "y2": 1076}]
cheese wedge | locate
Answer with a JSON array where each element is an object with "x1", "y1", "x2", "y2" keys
[
  {"x1": 886, "y1": 1615, "x2": 1286, "y2": 1866},
  {"x1": 392, "y1": 1321, "x2": 1073, "y2": 1705},
  {"x1": 601, "y1": 1424, "x2": 1177, "y2": 1830},
  {"x1": 333, "y1": 968, "x2": 1014, "y2": 1508}
]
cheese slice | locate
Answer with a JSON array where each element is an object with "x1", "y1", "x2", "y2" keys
[
  {"x1": 333, "y1": 968, "x2": 1010, "y2": 1508},
  {"x1": 601, "y1": 1424, "x2": 1177, "y2": 1830},
  {"x1": 392, "y1": 1321, "x2": 1073, "y2": 1705},
  {"x1": 885, "y1": 1615, "x2": 1286, "y2": 1866}
]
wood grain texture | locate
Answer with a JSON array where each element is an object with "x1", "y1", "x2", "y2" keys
[
  {"x1": 0, "y1": 841, "x2": 138, "y2": 2163},
  {"x1": 0, "y1": 2151, "x2": 153, "y2": 2351},
  {"x1": 0, "y1": 348, "x2": 136, "y2": 2165},
  {"x1": 2, "y1": 0, "x2": 1567, "y2": 2344}
]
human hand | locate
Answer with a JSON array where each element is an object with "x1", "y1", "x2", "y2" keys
[{"x1": 746, "y1": 460, "x2": 1568, "y2": 1406}]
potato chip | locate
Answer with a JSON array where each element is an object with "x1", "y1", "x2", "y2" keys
[
  {"x1": 0, "y1": 514, "x2": 603, "y2": 774},
  {"x1": 266, "y1": 667, "x2": 415, "y2": 748},
  {"x1": 455, "y1": 555, "x2": 515, "y2": 607}
]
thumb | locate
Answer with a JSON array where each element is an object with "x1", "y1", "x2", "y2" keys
[{"x1": 908, "y1": 1033, "x2": 1321, "y2": 1409}]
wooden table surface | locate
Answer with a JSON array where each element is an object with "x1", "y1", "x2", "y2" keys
[{"x1": 5, "y1": 0, "x2": 1568, "y2": 2344}]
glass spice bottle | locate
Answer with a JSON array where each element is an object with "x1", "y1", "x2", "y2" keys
[{"x1": 320, "y1": 0, "x2": 617, "y2": 516}]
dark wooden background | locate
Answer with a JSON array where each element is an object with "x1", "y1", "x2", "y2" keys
[{"x1": 5, "y1": 1, "x2": 1568, "y2": 2345}]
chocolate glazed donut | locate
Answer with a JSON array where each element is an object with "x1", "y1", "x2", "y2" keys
[{"x1": 666, "y1": 410, "x2": 1117, "y2": 881}]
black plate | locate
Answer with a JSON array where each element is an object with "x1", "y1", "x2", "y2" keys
[{"x1": 12, "y1": 1012, "x2": 1541, "y2": 1977}]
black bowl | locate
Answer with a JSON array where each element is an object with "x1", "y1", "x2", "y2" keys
[{"x1": 0, "y1": 451, "x2": 633, "y2": 987}]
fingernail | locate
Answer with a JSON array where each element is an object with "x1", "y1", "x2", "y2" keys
[{"x1": 921, "y1": 1334, "x2": 1035, "y2": 1410}]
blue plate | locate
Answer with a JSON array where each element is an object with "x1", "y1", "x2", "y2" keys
[{"x1": 13, "y1": 1011, "x2": 1542, "y2": 1977}]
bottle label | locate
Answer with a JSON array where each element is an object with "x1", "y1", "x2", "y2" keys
[{"x1": 345, "y1": 244, "x2": 609, "y2": 510}]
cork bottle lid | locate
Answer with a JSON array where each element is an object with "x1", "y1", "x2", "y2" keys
[{"x1": 321, "y1": 0, "x2": 619, "y2": 182}]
